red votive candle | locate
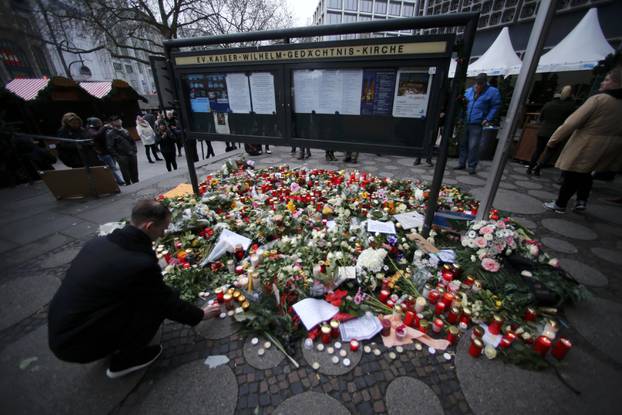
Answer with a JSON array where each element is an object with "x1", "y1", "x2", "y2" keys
[
  {"x1": 434, "y1": 301, "x2": 446, "y2": 315},
  {"x1": 386, "y1": 299, "x2": 395, "y2": 309},
  {"x1": 499, "y1": 338, "x2": 512, "y2": 349},
  {"x1": 534, "y1": 336, "x2": 552, "y2": 356},
  {"x1": 162, "y1": 250, "x2": 171, "y2": 263},
  {"x1": 441, "y1": 292, "x2": 454, "y2": 308},
  {"x1": 488, "y1": 315, "x2": 503, "y2": 335},
  {"x1": 471, "y1": 326, "x2": 484, "y2": 340},
  {"x1": 503, "y1": 331, "x2": 516, "y2": 344},
  {"x1": 432, "y1": 318, "x2": 444, "y2": 333},
  {"x1": 428, "y1": 289, "x2": 440, "y2": 304},
  {"x1": 330, "y1": 320, "x2": 340, "y2": 338},
  {"x1": 463, "y1": 275, "x2": 475, "y2": 287},
  {"x1": 223, "y1": 293, "x2": 233, "y2": 310},
  {"x1": 447, "y1": 326, "x2": 459, "y2": 344},
  {"x1": 235, "y1": 266, "x2": 244, "y2": 275},
  {"x1": 381, "y1": 318, "x2": 392, "y2": 337},
  {"x1": 551, "y1": 338, "x2": 572, "y2": 360},
  {"x1": 403, "y1": 311, "x2": 416, "y2": 328},
  {"x1": 469, "y1": 338, "x2": 483, "y2": 358},
  {"x1": 447, "y1": 307, "x2": 460, "y2": 325},
  {"x1": 350, "y1": 340, "x2": 360, "y2": 352},
  {"x1": 378, "y1": 289, "x2": 390, "y2": 303},
  {"x1": 418, "y1": 319, "x2": 429, "y2": 334},
  {"x1": 321, "y1": 325, "x2": 332, "y2": 344},
  {"x1": 215, "y1": 287, "x2": 225, "y2": 303},
  {"x1": 460, "y1": 309, "x2": 472, "y2": 326},
  {"x1": 524, "y1": 307, "x2": 537, "y2": 322}
]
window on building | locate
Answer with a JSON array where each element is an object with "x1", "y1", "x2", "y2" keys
[
  {"x1": 344, "y1": 0, "x2": 357, "y2": 10},
  {"x1": 0, "y1": 40, "x2": 35, "y2": 79},
  {"x1": 327, "y1": 0, "x2": 342, "y2": 9},
  {"x1": 389, "y1": 1, "x2": 401, "y2": 15},
  {"x1": 125, "y1": 64, "x2": 134, "y2": 73},
  {"x1": 375, "y1": 0, "x2": 387, "y2": 14},
  {"x1": 403, "y1": 3, "x2": 414, "y2": 16},
  {"x1": 327, "y1": 12, "x2": 342, "y2": 24},
  {"x1": 137, "y1": 64, "x2": 144, "y2": 74},
  {"x1": 113, "y1": 62, "x2": 124, "y2": 72},
  {"x1": 360, "y1": 0, "x2": 373, "y2": 13},
  {"x1": 343, "y1": 13, "x2": 357, "y2": 23},
  {"x1": 359, "y1": 15, "x2": 371, "y2": 21}
]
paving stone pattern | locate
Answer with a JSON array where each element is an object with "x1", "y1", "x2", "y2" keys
[{"x1": 1, "y1": 146, "x2": 621, "y2": 414}]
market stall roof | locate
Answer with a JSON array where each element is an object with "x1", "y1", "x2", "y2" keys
[
  {"x1": 5, "y1": 78, "x2": 50, "y2": 100},
  {"x1": 466, "y1": 27, "x2": 522, "y2": 77},
  {"x1": 536, "y1": 8, "x2": 614, "y2": 73},
  {"x1": 79, "y1": 81, "x2": 112, "y2": 98}
]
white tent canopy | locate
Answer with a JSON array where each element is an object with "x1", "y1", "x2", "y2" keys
[
  {"x1": 466, "y1": 27, "x2": 522, "y2": 77},
  {"x1": 536, "y1": 8, "x2": 614, "y2": 73}
]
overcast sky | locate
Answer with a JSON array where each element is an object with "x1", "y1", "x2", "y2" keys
[{"x1": 285, "y1": 0, "x2": 320, "y2": 26}]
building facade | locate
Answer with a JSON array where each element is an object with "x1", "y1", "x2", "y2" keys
[
  {"x1": 312, "y1": 0, "x2": 420, "y2": 39},
  {"x1": 0, "y1": 0, "x2": 56, "y2": 83},
  {"x1": 310, "y1": 0, "x2": 621, "y2": 58},
  {"x1": 0, "y1": 0, "x2": 158, "y2": 96}
]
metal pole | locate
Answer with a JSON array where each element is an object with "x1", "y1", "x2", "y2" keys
[
  {"x1": 164, "y1": 45, "x2": 200, "y2": 195},
  {"x1": 475, "y1": 0, "x2": 558, "y2": 220},
  {"x1": 422, "y1": 16, "x2": 478, "y2": 237}
]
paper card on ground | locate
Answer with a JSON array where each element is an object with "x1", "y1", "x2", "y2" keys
[
  {"x1": 339, "y1": 313, "x2": 383, "y2": 341},
  {"x1": 393, "y1": 211, "x2": 425, "y2": 229},
  {"x1": 292, "y1": 298, "x2": 339, "y2": 331},
  {"x1": 430, "y1": 249, "x2": 456, "y2": 264},
  {"x1": 334, "y1": 266, "x2": 356, "y2": 287},
  {"x1": 203, "y1": 229, "x2": 252, "y2": 264},
  {"x1": 480, "y1": 324, "x2": 502, "y2": 347},
  {"x1": 367, "y1": 219, "x2": 396, "y2": 234}
]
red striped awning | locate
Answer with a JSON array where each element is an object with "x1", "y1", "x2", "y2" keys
[
  {"x1": 80, "y1": 82, "x2": 112, "y2": 98},
  {"x1": 5, "y1": 78, "x2": 50, "y2": 100}
]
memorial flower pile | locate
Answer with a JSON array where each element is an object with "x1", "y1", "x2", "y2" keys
[{"x1": 154, "y1": 159, "x2": 587, "y2": 370}]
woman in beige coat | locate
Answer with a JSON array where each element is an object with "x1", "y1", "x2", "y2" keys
[{"x1": 544, "y1": 67, "x2": 622, "y2": 213}]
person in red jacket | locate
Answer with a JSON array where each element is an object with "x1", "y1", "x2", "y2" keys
[{"x1": 48, "y1": 200, "x2": 220, "y2": 378}]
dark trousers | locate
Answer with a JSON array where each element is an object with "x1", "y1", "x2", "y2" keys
[
  {"x1": 117, "y1": 154, "x2": 139, "y2": 184},
  {"x1": 206, "y1": 141, "x2": 215, "y2": 157},
  {"x1": 556, "y1": 171, "x2": 593, "y2": 208},
  {"x1": 529, "y1": 135, "x2": 549, "y2": 168},
  {"x1": 145, "y1": 144, "x2": 160, "y2": 162},
  {"x1": 51, "y1": 307, "x2": 164, "y2": 364},
  {"x1": 162, "y1": 150, "x2": 177, "y2": 171}
]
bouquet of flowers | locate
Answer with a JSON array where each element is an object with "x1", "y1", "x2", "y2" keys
[{"x1": 461, "y1": 219, "x2": 518, "y2": 272}]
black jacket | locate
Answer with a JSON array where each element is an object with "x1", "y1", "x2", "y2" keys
[
  {"x1": 48, "y1": 226, "x2": 203, "y2": 359},
  {"x1": 537, "y1": 98, "x2": 577, "y2": 138},
  {"x1": 57, "y1": 127, "x2": 101, "y2": 168},
  {"x1": 105, "y1": 127, "x2": 137, "y2": 158},
  {"x1": 158, "y1": 128, "x2": 178, "y2": 154}
]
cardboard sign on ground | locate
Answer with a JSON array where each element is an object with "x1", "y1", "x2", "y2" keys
[{"x1": 40, "y1": 167, "x2": 120, "y2": 199}]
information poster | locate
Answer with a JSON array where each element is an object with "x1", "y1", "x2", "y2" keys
[
  {"x1": 392, "y1": 70, "x2": 432, "y2": 118},
  {"x1": 213, "y1": 112, "x2": 230, "y2": 134},
  {"x1": 360, "y1": 69, "x2": 396, "y2": 116},
  {"x1": 190, "y1": 97, "x2": 210, "y2": 113},
  {"x1": 250, "y1": 73, "x2": 277, "y2": 114},
  {"x1": 225, "y1": 73, "x2": 251, "y2": 113},
  {"x1": 293, "y1": 70, "x2": 321, "y2": 113},
  {"x1": 293, "y1": 69, "x2": 363, "y2": 115}
]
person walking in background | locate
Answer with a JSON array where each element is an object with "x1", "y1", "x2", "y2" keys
[
  {"x1": 106, "y1": 116, "x2": 139, "y2": 185},
  {"x1": 136, "y1": 115, "x2": 162, "y2": 164},
  {"x1": 544, "y1": 67, "x2": 622, "y2": 213},
  {"x1": 527, "y1": 86, "x2": 576, "y2": 176},
  {"x1": 344, "y1": 152, "x2": 358, "y2": 163},
  {"x1": 455, "y1": 73, "x2": 501, "y2": 175},
  {"x1": 86, "y1": 117, "x2": 125, "y2": 186},
  {"x1": 166, "y1": 110, "x2": 184, "y2": 157},
  {"x1": 57, "y1": 113, "x2": 101, "y2": 168},
  {"x1": 157, "y1": 123, "x2": 178, "y2": 172}
]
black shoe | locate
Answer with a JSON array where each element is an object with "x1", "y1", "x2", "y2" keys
[
  {"x1": 454, "y1": 165, "x2": 466, "y2": 170},
  {"x1": 468, "y1": 168, "x2": 476, "y2": 175},
  {"x1": 148, "y1": 160, "x2": 155, "y2": 164},
  {"x1": 526, "y1": 167, "x2": 533, "y2": 175},
  {"x1": 106, "y1": 345, "x2": 163, "y2": 379},
  {"x1": 533, "y1": 168, "x2": 541, "y2": 177},
  {"x1": 414, "y1": 159, "x2": 421, "y2": 166},
  {"x1": 155, "y1": 158, "x2": 163, "y2": 161},
  {"x1": 426, "y1": 160, "x2": 433, "y2": 167},
  {"x1": 573, "y1": 201, "x2": 587, "y2": 212}
]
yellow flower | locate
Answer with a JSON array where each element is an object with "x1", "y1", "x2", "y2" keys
[
  {"x1": 286, "y1": 200, "x2": 296, "y2": 213},
  {"x1": 495, "y1": 300, "x2": 503, "y2": 309}
]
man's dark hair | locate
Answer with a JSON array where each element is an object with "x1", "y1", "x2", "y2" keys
[{"x1": 131, "y1": 200, "x2": 171, "y2": 225}]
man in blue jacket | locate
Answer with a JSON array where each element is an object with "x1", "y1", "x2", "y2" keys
[{"x1": 456, "y1": 73, "x2": 502, "y2": 174}]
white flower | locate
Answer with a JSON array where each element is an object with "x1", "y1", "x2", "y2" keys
[
  {"x1": 484, "y1": 233, "x2": 493, "y2": 241},
  {"x1": 356, "y1": 248, "x2": 388, "y2": 273},
  {"x1": 468, "y1": 230, "x2": 477, "y2": 239},
  {"x1": 470, "y1": 255, "x2": 477, "y2": 263},
  {"x1": 529, "y1": 245, "x2": 539, "y2": 256}
]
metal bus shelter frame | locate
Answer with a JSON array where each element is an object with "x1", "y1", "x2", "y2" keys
[{"x1": 162, "y1": 13, "x2": 479, "y2": 237}]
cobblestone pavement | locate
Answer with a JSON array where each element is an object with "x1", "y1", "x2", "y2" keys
[{"x1": 1, "y1": 145, "x2": 621, "y2": 414}]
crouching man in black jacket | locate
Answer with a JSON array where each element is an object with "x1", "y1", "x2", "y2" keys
[{"x1": 48, "y1": 199, "x2": 219, "y2": 378}]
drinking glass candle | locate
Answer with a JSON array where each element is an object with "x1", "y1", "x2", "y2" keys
[
  {"x1": 447, "y1": 307, "x2": 460, "y2": 325},
  {"x1": 350, "y1": 340, "x2": 360, "y2": 352},
  {"x1": 551, "y1": 338, "x2": 572, "y2": 360},
  {"x1": 428, "y1": 289, "x2": 440, "y2": 305},
  {"x1": 330, "y1": 320, "x2": 340, "y2": 338},
  {"x1": 534, "y1": 336, "x2": 552, "y2": 356},
  {"x1": 488, "y1": 315, "x2": 503, "y2": 335},
  {"x1": 432, "y1": 318, "x2": 444, "y2": 334},
  {"x1": 378, "y1": 289, "x2": 390, "y2": 303},
  {"x1": 381, "y1": 318, "x2": 392, "y2": 337},
  {"x1": 447, "y1": 326, "x2": 459, "y2": 344},
  {"x1": 403, "y1": 311, "x2": 416, "y2": 328},
  {"x1": 469, "y1": 338, "x2": 483, "y2": 358},
  {"x1": 415, "y1": 297, "x2": 426, "y2": 313},
  {"x1": 434, "y1": 301, "x2": 446, "y2": 315},
  {"x1": 321, "y1": 325, "x2": 332, "y2": 344}
]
